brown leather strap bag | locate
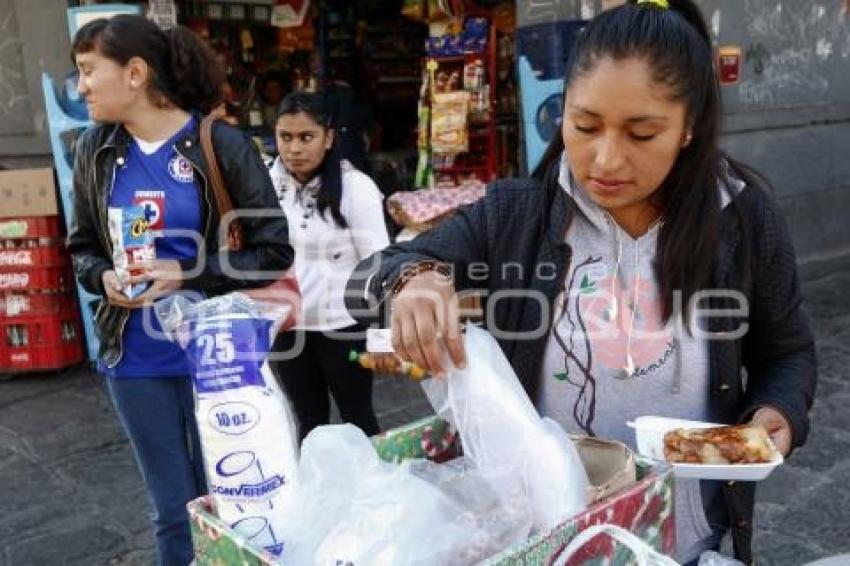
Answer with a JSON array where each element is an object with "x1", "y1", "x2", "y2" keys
[{"x1": 199, "y1": 109, "x2": 300, "y2": 330}]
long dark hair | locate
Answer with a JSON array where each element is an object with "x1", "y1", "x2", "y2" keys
[
  {"x1": 277, "y1": 91, "x2": 347, "y2": 228},
  {"x1": 72, "y1": 15, "x2": 224, "y2": 115},
  {"x1": 534, "y1": 0, "x2": 744, "y2": 323}
]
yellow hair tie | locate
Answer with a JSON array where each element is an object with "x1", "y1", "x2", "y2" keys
[{"x1": 637, "y1": 0, "x2": 670, "y2": 8}]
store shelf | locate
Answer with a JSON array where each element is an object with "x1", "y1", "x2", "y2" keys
[
  {"x1": 367, "y1": 54, "x2": 421, "y2": 61},
  {"x1": 377, "y1": 77, "x2": 422, "y2": 85}
]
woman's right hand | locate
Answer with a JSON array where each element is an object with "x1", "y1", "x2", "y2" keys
[
  {"x1": 390, "y1": 269, "x2": 466, "y2": 376},
  {"x1": 101, "y1": 270, "x2": 139, "y2": 308}
]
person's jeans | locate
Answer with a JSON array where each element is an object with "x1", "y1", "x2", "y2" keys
[{"x1": 107, "y1": 376, "x2": 206, "y2": 566}]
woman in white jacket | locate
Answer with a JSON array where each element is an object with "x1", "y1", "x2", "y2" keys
[{"x1": 268, "y1": 91, "x2": 389, "y2": 439}]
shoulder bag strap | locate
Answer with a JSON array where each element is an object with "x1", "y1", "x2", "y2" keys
[{"x1": 199, "y1": 109, "x2": 245, "y2": 251}]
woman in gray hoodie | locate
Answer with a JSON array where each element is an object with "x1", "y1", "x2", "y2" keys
[{"x1": 345, "y1": 1, "x2": 815, "y2": 564}]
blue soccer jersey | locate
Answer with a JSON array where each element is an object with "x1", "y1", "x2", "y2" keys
[{"x1": 103, "y1": 118, "x2": 202, "y2": 378}]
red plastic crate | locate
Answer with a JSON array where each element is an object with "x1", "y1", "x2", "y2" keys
[
  {"x1": 0, "y1": 243, "x2": 70, "y2": 269},
  {"x1": 0, "y1": 314, "x2": 84, "y2": 372},
  {"x1": 0, "y1": 290, "x2": 78, "y2": 317},
  {"x1": 0, "y1": 216, "x2": 62, "y2": 240},
  {"x1": 1, "y1": 341, "x2": 84, "y2": 372},
  {"x1": 0, "y1": 266, "x2": 73, "y2": 291}
]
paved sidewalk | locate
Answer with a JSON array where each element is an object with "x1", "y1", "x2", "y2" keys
[{"x1": 1, "y1": 270, "x2": 848, "y2": 565}]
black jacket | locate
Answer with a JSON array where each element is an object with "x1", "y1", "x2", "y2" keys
[
  {"x1": 67, "y1": 119, "x2": 294, "y2": 368},
  {"x1": 346, "y1": 178, "x2": 816, "y2": 563}
]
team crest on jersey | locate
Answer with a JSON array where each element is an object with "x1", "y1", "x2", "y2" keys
[
  {"x1": 134, "y1": 190, "x2": 165, "y2": 232},
  {"x1": 168, "y1": 156, "x2": 194, "y2": 183}
]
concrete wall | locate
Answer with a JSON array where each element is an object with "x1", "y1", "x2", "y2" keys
[
  {"x1": 706, "y1": 0, "x2": 850, "y2": 278},
  {"x1": 516, "y1": 0, "x2": 850, "y2": 278},
  {"x1": 0, "y1": 0, "x2": 72, "y2": 169}
]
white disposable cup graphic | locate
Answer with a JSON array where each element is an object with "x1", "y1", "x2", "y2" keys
[
  {"x1": 216, "y1": 450, "x2": 264, "y2": 486},
  {"x1": 231, "y1": 516, "x2": 279, "y2": 550}
]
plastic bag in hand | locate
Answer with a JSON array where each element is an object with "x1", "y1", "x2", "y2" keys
[{"x1": 421, "y1": 324, "x2": 589, "y2": 533}]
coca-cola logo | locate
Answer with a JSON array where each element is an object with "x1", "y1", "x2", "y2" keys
[
  {"x1": 0, "y1": 250, "x2": 33, "y2": 266},
  {"x1": 0, "y1": 273, "x2": 29, "y2": 289},
  {"x1": 1, "y1": 294, "x2": 30, "y2": 316},
  {"x1": 0, "y1": 220, "x2": 28, "y2": 238}
]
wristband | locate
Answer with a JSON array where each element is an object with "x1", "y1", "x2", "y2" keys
[{"x1": 389, "y1": 260, "x2": 453, "y2": 298}]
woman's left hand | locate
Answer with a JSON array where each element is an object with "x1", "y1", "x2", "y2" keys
[
  {"x1": 749, "y1": 406, "x2": 792, "y2": 456},
  {"x1": 128, "y1": 259, "x2": 184, "y2": 305}
]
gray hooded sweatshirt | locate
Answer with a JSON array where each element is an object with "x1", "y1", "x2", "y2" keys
[{"x1": 539, "y1": 158, "x2": 742, "y2": 562}]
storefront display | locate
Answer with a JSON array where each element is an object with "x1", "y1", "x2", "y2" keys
[
  {"x1": 172, "y1": 1, "x2": 520, "y2": 233},
  {"x1": 414, "y1": 11, "x2": 515, "y2": 188}
]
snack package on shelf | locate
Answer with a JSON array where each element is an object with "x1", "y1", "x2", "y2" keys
[
  {"x1": 107, "y1": 206, "x2": 155, "y2": 299},
  {"x1": 431, "y1": 91, "x2": 470, "y2": 154},
  {"x1": 156, "y1": 293, "x2": 299, "y2": 556},
  {"x1": 463, "y1": 58, "x2": 485, "y2": 90},
  {"x1": 470, "y1": 85, "x2": 490, "y2": 122}
]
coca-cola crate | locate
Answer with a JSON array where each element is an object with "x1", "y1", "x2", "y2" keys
[
  {"x1": 0, "y1": 290, "x2": 78, "y2": 317},
  {"x1": 1, "y1": 314, "x2": 84, "y2": 372},
  {"x1": 0, "y1": 242, "x2": 70, "y2": 269},
  {"x1": 1, "y1": 341, "x2": 84, "y2": 372},
  {"x1": 0, "y1": 266, "x2": 73, "y2": 291},
  {"x1": 0, "y1": 216, "x2": 62, "y2": 240}
]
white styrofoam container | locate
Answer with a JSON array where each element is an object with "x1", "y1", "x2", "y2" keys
[{"x1": 629, "y1": 416, "x2": 784, "y2": 481}]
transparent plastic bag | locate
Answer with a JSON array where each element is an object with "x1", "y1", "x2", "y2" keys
[
  {"x1": 155, "y1": 292, "x2": 298, "y2": 556},
  {"x1": 273, "y1": 324, "x2": 588, "y2": 564},
  {"x1": 279, "y1": 424, "x2": 530, "y2": 566},
  {"x1": 698, "y1": 551, "x2": 744, "y2": 566},
  {"x1": 421, "y1": 324, "x2": 589, "y2": 533}
]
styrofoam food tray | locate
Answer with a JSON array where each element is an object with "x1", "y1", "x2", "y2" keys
[{"x1": 628, "y1": 416, "x2": 784, "y2": 481}]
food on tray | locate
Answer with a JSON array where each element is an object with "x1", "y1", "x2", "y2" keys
[{"x1": 663, "y1": 424, "x2": 775, "y2": 464}]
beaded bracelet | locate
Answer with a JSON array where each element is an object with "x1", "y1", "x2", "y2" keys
[{"x1": 389, "y1": 260, "x2": 454, "y2": 299}]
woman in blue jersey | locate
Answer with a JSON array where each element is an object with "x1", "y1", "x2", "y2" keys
[{"x1": 67, "y1": 15, "x2": 293, "y2": 566}]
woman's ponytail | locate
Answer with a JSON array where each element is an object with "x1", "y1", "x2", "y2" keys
[
  {"x1": 166, "y1": 26, "x2": 225, "y2": 115},
  {"x1": 72, "y1": 14, "x2": 225, "y2": 114},
  {"x1": 666, "y1": 0, "x2": 713, "y2": 46}
]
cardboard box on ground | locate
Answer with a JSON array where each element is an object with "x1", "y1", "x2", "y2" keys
[{"x1": 0, "y1": 168, "x2": 59, "y2": 218}]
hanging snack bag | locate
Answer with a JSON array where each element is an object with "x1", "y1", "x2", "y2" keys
[
  {"x1": 107, "y1": 206, "x2": 155, "y2": 299},
  {"x1": 431, "y1": 91, "x2": 470, "y2": 154}
]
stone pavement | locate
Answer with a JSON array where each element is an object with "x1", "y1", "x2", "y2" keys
[{"x1": 1, "y1": 269, "x2": 848, "y2": 565}]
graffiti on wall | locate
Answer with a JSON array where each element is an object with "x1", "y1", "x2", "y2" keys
[
  {"x1": 0, "y1": 11, "x2": 28, "y2": 118},
  {"x1": 738, "y1": 1, "x2": 849, "y2": 106},
  {"x1": 518, "y1": 0, "x2": 623, "y2": 27}
]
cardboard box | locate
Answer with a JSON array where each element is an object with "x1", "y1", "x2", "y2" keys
[
  {"x1": 188, "y1": 416, "x2": 675, "y2": 565},
  {"x1": 0, "y1": 168, "x2": 59, "y2": 218}
]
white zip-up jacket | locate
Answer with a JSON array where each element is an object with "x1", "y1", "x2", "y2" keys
[{"x1": 270, "y1": 157, "x2": 390, "y2": 330}]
